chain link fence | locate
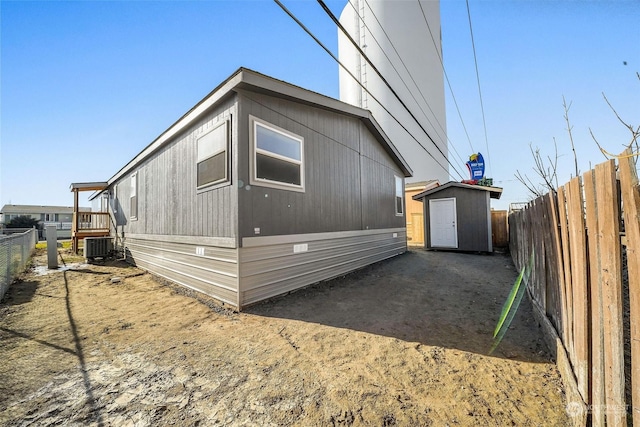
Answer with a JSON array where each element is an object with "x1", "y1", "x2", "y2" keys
[{"x1": 0, "y1": 228, "x2": 37, "y2": 301}]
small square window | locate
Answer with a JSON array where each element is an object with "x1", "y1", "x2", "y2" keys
[{"x1": 197, "y1": 121, "x2": 229, "y2": 188}]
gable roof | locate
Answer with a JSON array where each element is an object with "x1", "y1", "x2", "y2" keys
[
  {"x1": 1, "y1": 204, "x2": 91, "y2": 215},
  {"x1": 412, "y1": 181, "x2": 503, "y2": 200},
  {"x1": 405, "y1": 180, "x2": 439, "y2": 192},
  {"x1": 106, "y1": 67, "x2": 412, "y2": 187}
]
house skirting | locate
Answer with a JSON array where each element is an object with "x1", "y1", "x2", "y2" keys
[{"x1": 124, "y1": 228, "x2": 406, "y2": 310}]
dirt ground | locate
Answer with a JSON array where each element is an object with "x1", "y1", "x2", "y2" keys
[{"x1": 0, "y1": 247, "x2": 570, "y2": 426}]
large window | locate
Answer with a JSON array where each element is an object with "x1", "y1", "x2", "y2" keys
[
  {"x1": 130, "y1": 172, "x2": 138, "y2": 220},
  {"x1": 251, "y1": 116, "x2": 304, "y2": 191},
  {"x1": 395, "y1": 176, "x2": 404, "y2": 216},
  {"x1": 197, "y1": 121, "x2": 229, "y2": 188}
]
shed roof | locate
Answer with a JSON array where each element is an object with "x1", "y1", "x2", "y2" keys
[
  {"x1": 405, "y1": 180, "x2": 439, "y2": 192},
  {"x1": 412, "y1": 181, "x2": 503, "y2": 200},
  {"x1": 105, "y1": 67, "x2": 412, "y2": 187}
]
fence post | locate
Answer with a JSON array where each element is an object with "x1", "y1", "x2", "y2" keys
[
  {"x1": 8, "y1": 236, "x2": 13, "y2": 283},
  {"x1": 584, "y1": 169, "x2": 605, "y2": 426},
  {"x1": 595, "y1": 160, "x2": 626, "y2": 426},
  {"x1": 618, "y1": 149, "x2": 640, "y2": 424}
]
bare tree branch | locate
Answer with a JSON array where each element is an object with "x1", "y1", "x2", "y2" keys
[
  {"x1": 519, "y1": 86, "x2": 638, "y2": 199},
  {"x1": 562, "y1": 96, "x2": 580, "y2": 177},
  {"x1": 602, "y1": 92, "x2": 635, "y2": 134},
  {"x1": 515, "y1": 142, "x2": 558, "y2": 198},
  {"x1": 588, "y1": 128, "x2": 612, "y2": 161},
  {"x1": 514, "y1": 170, "x2": 544, "y2": 199},
  {"x1": 597, "y1": 90, "x2": 640, "y2": 167}
]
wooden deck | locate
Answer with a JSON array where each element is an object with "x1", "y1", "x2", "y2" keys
[
  {"x1": 70, "y1": 182, "x2": 110, "y2": 253},
  {"x1": 72, "y1": 212, "x2": 110, "y2": 253}
]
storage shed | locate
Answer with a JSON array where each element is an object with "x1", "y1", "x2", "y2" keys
[
  {"x1": 412, "y1": 181, "x2": 502, "y2": 252},
  {"x1": 86, "y1": 68, "x2": 412, "y2": 310}
]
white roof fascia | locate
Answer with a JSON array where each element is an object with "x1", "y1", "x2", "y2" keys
[
  {"x1": 412, "y1": 181, "x2": 503, "y2": 200},
  {"x1": 107, "y1": 71, "x2": 245, "y2": 186},
  {"x1": 106, "y1": 67, "x2": 413, "y2": 185}
]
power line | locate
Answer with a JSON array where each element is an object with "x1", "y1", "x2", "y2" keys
[
  {"x1": 466, "y1": 0, "x2": 493, "y2": 177},
  {"x1": 242, "y1": 93, "x2": 403, "y2": 173},
  {"x1": 347, "y1": 0, "x2": 447, "y2": 150},
  {"x1": 272, "y1": 0, "x2": 462, "y2": 180},
  {"x1": 416, "y1": 0, "x2": 476, "y2": 155},
  {"x1": 315, "y1": 0, "x2": 467, "y2": 180},
  {"x1": 345, "y1": 0, "x2": 468, "y2": 171}
]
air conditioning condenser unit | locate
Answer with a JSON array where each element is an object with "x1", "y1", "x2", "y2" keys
[{"x1": 84, "y1": 237, "x2": 113, "y2": 261}]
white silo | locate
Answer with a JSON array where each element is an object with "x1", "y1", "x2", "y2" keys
[{"x1": 338, "y1": 0, "x2": 449, "y2": 184}]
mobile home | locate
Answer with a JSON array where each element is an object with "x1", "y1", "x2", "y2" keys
[{"x1": 87, "y1": 68, "x2": 412, "y2": 309}]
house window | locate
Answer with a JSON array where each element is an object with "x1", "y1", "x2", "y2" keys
[
  {"x1": 197, "y1": 121, "x2": 229, "y2": 188},
  {"x1": 130, "y1": 172, "x2": 138, "y2": 220},
  {"x1": 111, "y1": 186, "x2": 118, "y2": 214},
  {"x1": 251, "y1": 116, "x2": 304, "y2": 191},
  {"x1": 395, "y1": 176, "x2": 404, "y2": 216}
]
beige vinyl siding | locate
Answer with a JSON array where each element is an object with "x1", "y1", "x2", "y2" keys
[
  {"x1": 125, "y1": 235, "x2": 239, "y2": 307},
  {"x1": 238, "y1": 228, "x2": 406, "y2": 307},
  {"x1": 124, "y1": 229, "x2": 405, "y2": 310}
]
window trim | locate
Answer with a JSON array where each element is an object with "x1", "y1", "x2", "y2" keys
[
  {"x1": 130, "y1": 172, "x2": 138, "y2": 221},
  {"x1": 249, "y1": 115, "x2": 305, "y2": 192},
  {"x1": 395, "y1": 175, "x2": 404, "y2": 216},
  {"x1": 196, "y1": 119, "x2": 230, "y2": 191}
]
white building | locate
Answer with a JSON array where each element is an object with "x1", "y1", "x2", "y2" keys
[{"x1": 338, "y1": 0, "x2": 448, "y2": 184}]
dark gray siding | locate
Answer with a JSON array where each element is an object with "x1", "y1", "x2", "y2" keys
[
  {"x1": 360, "y1": 130, "x2": 405, "y2": 229},
  {"x1": 110, "y1": 96, "x2": 238, "y2": 242},
  {"x1": 236, "y1": 92, "x2": 405, "y2": 241},
  {"x1": 424, "y1": 187, "x2": 491, "y2": 252}
]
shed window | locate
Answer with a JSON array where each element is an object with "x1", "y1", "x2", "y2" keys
[
  {"x1": 197, "y1": 121, "x2": 228, "y2": 188},
  {"x1": 130, "y1": 172, "x2": 138, "y2": 220},
  {"x1": 395, "y1": 176, "x2": 404, "y2": 215},
  {"x1": 251, "y1": 116, "x2": 304, "y2": 191}
]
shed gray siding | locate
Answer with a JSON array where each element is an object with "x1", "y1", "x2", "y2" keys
[
  {"x1": 423, "y1": 187, "x2": 492, "y2": 252},
  {"x1": 236, "y1": 92, "x2": 405, "y2": 239}
]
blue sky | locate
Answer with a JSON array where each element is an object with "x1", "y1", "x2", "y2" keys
[{"x1": 1, "y1": 0, "x2": 638, "y2": 210}]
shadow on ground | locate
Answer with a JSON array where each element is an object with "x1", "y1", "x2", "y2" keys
[
  {"x1": 247, "y1": 249, "x2": 550, "y2": 363},
  {"x1": 1, "y1": 280, "x2": 39, "y2": 305}
]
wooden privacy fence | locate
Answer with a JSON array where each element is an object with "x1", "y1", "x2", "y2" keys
[{"x1": 509, "y1": 151, "x2": 639, "y2": 427}]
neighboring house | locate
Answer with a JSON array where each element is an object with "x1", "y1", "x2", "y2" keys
[
  {"x1": 405, "y1": 180, "x2": 439, "y2": 246},
  {"x1": 83, "y1": 68, "x2": 412, "y2": 310},
  {"x1": 0, "y1": 204, "x2": 91, "y2": 238},
  {"x1": 412, "y1": 182, "x2": 502, "y2": 253}
]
